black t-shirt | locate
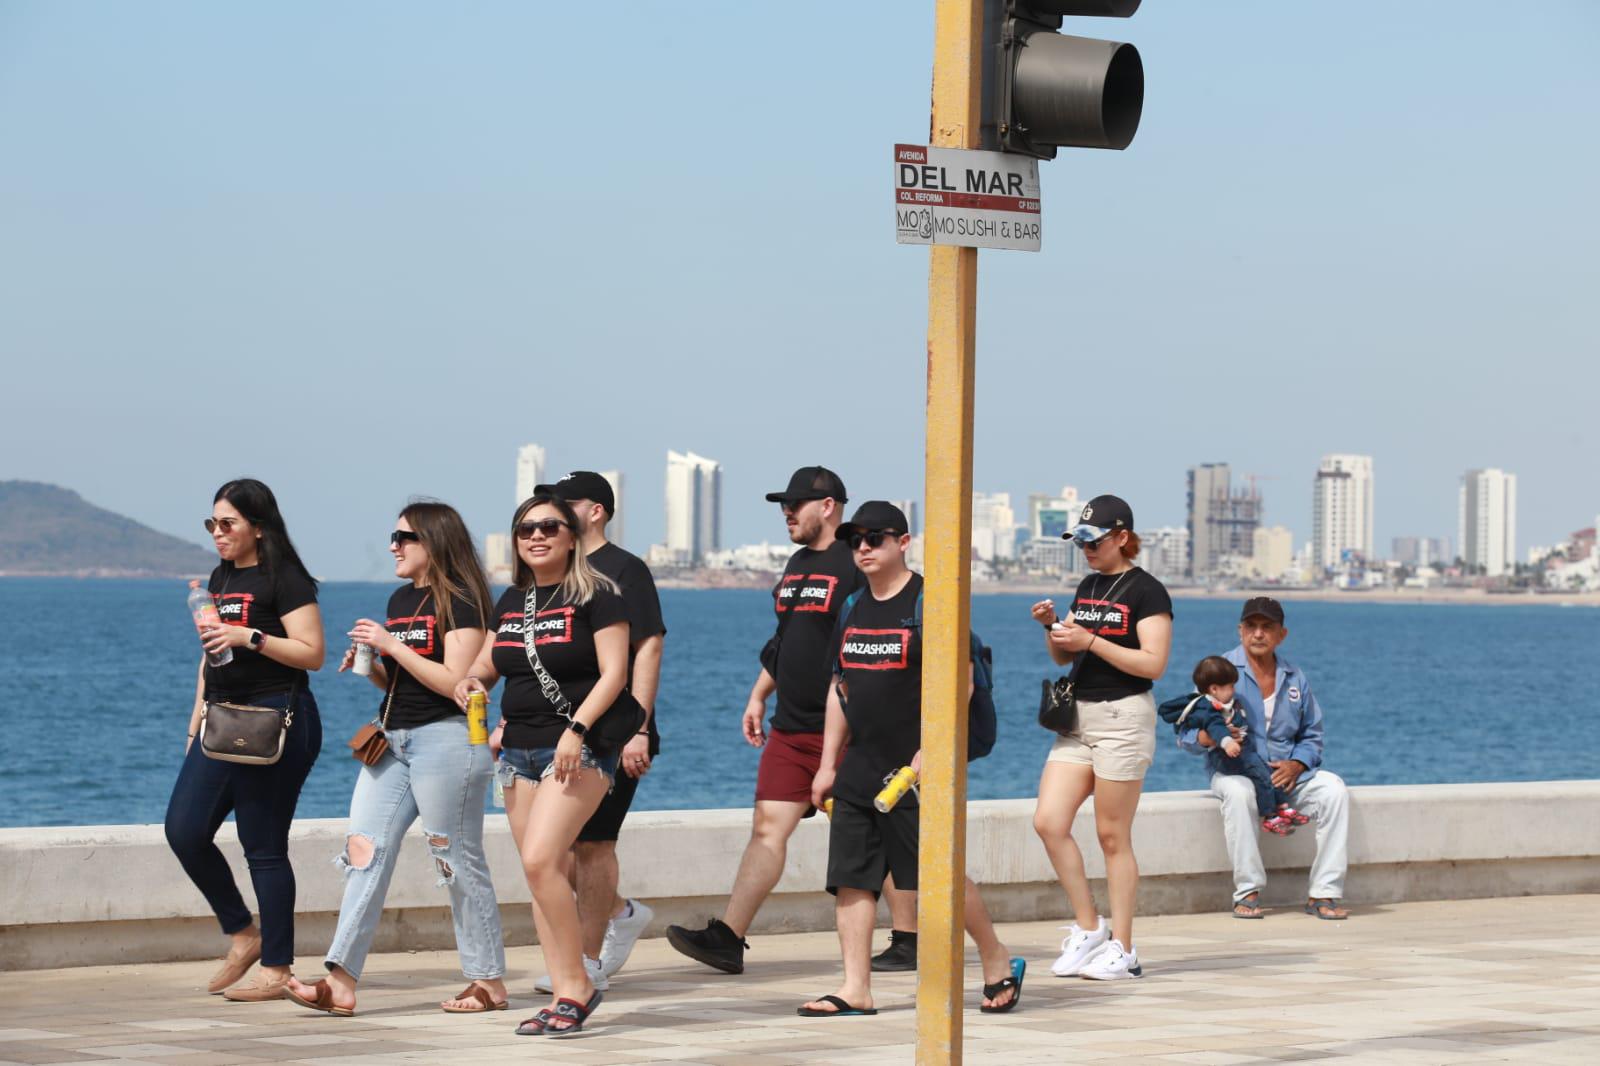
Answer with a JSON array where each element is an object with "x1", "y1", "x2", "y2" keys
[
  {"x1": 830, "y1": 573, "x2": 925, "y2": 808},
  {"x1": 489, "y1": 584, "x2": 630, "y2": 750},
  {"x1": 586, "y1": 542, "x2": 667, "y2": 755},
  {"x1": 203, "y1": 562, "x2": 318, "y2": 700},
  {"x1": 1067, "y1": 566, "x2": 1173, "y2": 701},
  {"x1": 378, "y1": 585, "x2": 486, "y2": 731},
  {"x1": 767, "y1": 540, "x2": 866, "y2": 734}
]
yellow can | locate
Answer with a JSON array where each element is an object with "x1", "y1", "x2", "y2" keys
[
  {"x1": 874, "y1": 766, "x2": 919, "y2": 813},
  {"x1": 467, "y1": 691, "x2": 489, "y2": 745}
]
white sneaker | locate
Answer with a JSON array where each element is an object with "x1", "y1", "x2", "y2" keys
[
  {"x1": 599, "y1": 898, "x2": 654, "y2": 978},
  {"x1": 533, "y1": 954, "x2": 609, "y2": 994},
  {"x1": 1050, "y1": 916, "x2": 1110, "y2": 977},
  {"x1": 1079, "y1": 938, "x2": 1142, "y2": 980}
]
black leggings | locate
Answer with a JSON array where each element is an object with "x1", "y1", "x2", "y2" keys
[{"x1": 164, "y1": 688, "x2": 321, "y2": 967}]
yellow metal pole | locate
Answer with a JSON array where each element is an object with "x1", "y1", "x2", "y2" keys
[{"x1": 917, "y1": 1, "x2": 981, "y2": 1063}]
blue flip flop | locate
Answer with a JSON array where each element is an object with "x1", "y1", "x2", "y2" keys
[
  {"x1": 980, "y1": 956, "x2": 1026, "y2": 1013},
  {"x1": 797, "y1": 994, "x2": 878, "y2": 1017}
]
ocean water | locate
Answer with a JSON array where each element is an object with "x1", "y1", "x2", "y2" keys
[{"x1": 1, "y1": 578, "x2": 1596, "y2": 828}]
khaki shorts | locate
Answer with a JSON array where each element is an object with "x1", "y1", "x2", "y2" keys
[{"x1": 1046, "y1": 691, "x2": 1156, "y2": 782}]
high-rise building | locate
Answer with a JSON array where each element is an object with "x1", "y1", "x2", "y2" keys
[
  {"x1": 886, "y1": 499, "x2": 921, "y2": 537},
  {"x1": 1186, "y1": 463, "x2": 1262, "y2": 578},
  {"x1": 971, "y1": 492, "x2": 1017, "y2": 561},
  {"x1": 664, "y1": 450, "x2": 722, "y2": 564},
  {"x1": 1250, "y1": 525, "x2": 1294, "y2": 581},
  {"x1": 598, "y1": 470, "x2": 624, "y2": 549},
  {"x1": 1312, "y1": 454, "x2": 1374, "y2": 574},
  {"x1": 1028, "y1": 486, "x2": 1081, "y2": 540},
  {"x1": 515, "y1": 444, "x2": 546, "y2": 506},
  {"x1": 1392, "y1": 536, "x2": 1452, "y2": 567},
  {"x1": 1141, "y1": 526, "x2": 1190, "y2": 580},
  {"x1": 483, "y1": 532, "x2": 513, "y2": 586},
  {"x1": 1459, "y1": 468, "x2": 1517, "y2": 576}
]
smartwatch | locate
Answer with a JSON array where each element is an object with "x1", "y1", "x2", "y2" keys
[
  {"x1": 566, "y1": 719, "x2": 589, "y2": 738},
  {"x1": 248, "y1": 629, "x2": 267, "y2": 651}
]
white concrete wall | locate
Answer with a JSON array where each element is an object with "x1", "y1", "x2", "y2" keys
[{"x1": 3, "y1": 781, "x2": 1598, "y2": 969}]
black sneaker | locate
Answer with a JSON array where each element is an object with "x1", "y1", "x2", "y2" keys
[
  {"x1": 871, "y1": 930, "x2": 918, "y2": 972},
  {"x1": 665, "y1": 919, "x2": 748, "y2": 975}
]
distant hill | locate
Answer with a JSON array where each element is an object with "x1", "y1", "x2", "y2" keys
[{"x1": 0, "y1": 481, "x2": 216, "y2": 578}]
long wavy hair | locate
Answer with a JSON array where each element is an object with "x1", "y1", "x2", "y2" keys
[
  {"x1": 398, "y1": 499, "x2": 491, "y2": 633},
  {"x1": 213, "y1": 479, "x2": 317, "y2": 590},
  {"x1": 510, "y1": 493, "x2": 616, "y2": 605}
]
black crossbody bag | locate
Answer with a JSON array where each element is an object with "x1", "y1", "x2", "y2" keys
[{"x1": 201, "y1": 678, "x2": 299, "y2": 765}]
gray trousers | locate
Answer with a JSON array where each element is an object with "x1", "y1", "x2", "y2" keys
[{"x1": 1209, "y1": 769, "x2": 1349, "y2": 904}]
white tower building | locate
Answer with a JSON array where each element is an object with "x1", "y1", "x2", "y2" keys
[
  {"x1": 1312, "y1": 453, "x2": 1374, "y2": 574},
  {"x1": 515, "y1": 444, "x2": 546, "y2": 506},
  {"x1": 664, "y1": 451, "x2": 722, "y2": 564},
  {"x1": 1458, "y1": 468, "x2": 1517, "y2": 577}
]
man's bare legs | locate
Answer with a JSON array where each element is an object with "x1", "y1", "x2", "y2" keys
[{"x1": 722, "y1": 800, "x2": 809, "y2": 935}]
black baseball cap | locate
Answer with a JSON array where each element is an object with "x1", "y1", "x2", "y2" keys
[
  {"x1": 1240, "y1": 596, "x2": 1286, "y2": 625},
  {"x1": 534, "y1": 471, "x2": 615, "y2": 515},
  {"x1": 836, "y1": 500, "x2": 909, "y2": 541},
  {"x1": 765, "y1": 465, "x2": 847, "y2": 505},
  {"x1": 1065, "y1": 494, "x2": 1134, "y2": 542}
]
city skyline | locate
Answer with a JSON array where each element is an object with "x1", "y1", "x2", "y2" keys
[{"x1": 4, "y1": 4, "x2": 1594, "y2": 580}]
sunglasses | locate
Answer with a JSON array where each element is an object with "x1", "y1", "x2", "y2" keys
[
  {"x1": 515, "y1": 518, "x2": 572, "y2": 540},
  {"x1": 390, "y1": 530, "x2": 421, "y2": 547},
  {"x1": 1074, "y1": 531, "x2": 1114, "y2": 549},
  {"x1": 779, "y1": 498, "x2": 819, "y2": 515},
  {"x1": 848, "y1": 530, "x2": 901, "y2": 550},
  {"x1": 204, "y1": 517, "x2": 242, "y2": 534}
]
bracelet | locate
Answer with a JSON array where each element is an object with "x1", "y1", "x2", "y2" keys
[
  {"x1": 187, "y1": 733, "x2": 196, "y2": 739},
  {"x1": 1088, "y1": 635, "x2": 1098, "y2": 651},
  {"x1": 636, "y1": 729, "x2": 650, "y2": 736}
]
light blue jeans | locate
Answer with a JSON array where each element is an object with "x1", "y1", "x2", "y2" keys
[{"x1": 324, "y1": 717, "x2": 504, "y2": 982}]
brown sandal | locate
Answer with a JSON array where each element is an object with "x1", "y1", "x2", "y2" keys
[
  {"x1": 285, "y1": 978, "x2": 355, "y2": 1017},
  {"x1": 440, "y1": 983, "x2": 508, "y2": 1013}
]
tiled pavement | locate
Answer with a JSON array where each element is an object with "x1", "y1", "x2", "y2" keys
[{"x1": 3, "y1": 895, "x2": 1599, "y2": 1064}]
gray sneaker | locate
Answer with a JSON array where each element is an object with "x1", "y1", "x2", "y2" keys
[
  {"x1": 599, "y1": 898, "x2": 654, "y2": 978},
  {"x1": 534, "y1": 954, "x2": 608, "y2": 994}
]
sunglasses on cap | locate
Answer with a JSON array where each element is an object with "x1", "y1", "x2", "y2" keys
[
  {"x1": 515, "y1": 518, "x2": 573, "y2": 540},
  {"x1": 390, "y1": 529, "x2": 421, "y2": 547},
  {"x1": 848, "y1": 529, "x2": 902, "y2": 550},
  {"x1": 204, "y1": 517, "x2": 242, "y2": 534}
]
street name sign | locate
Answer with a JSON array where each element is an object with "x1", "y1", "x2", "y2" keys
[{"x1": 893, "y1": 143, "x2": 1042, "y2": 252}]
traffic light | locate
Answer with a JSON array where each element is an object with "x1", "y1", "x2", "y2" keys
[{"x1": 982, "y1": 0, "x2": 1145, "y2": 158}]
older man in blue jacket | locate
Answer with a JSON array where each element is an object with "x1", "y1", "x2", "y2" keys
[{"x1": 1178, "y1": 598, "x2": 1350, "y2": 920}]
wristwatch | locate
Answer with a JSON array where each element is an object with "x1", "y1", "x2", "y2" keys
[
  {"x1": 566, "y1": 719, "x2": 589, "y2": 737},
  {"x1": 248, "y1": 629, "x2": 267, "y2": 651}
]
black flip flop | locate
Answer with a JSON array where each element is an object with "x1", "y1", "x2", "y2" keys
[
  {"x1": 1233, "y1": 893, "x2": 1264, "y2": 919},
  {"x1": 980, "y1": 957, "x2": 1026, "y2": 1014},
  {"x1": 517, "y1": 989, "x2": 603, "y2": 1036},
  {"x1": 797, "y1": 994, "x2": 878, "y2": 1017}
]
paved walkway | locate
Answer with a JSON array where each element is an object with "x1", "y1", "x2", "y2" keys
[{"x1": 3, "y1": 895, "x2": 1599, "y2": 1064}]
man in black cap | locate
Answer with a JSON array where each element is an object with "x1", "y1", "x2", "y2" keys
[
  {"x1": 666, "y1": 466, "x2": 863, "y2": 974},
  {"x1": 532, "y1": 471, "x2": 667, "y2": 990},
  {"x1": 1177, "y1": 597, "x2": 1351, "y2": 921}
]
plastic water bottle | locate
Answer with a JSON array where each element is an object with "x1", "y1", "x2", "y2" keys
[{"x1": 187, "y1": 580, "x2": 233, "y2": 667}]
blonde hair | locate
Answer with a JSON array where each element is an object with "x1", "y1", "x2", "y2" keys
[{"x1": 510, "y1": 494, "x2": 618, "y2": 606}]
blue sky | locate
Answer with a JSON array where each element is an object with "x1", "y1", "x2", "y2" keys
[{"x1": 3, "y1": 2, "x2": 1596, "y2": 578}]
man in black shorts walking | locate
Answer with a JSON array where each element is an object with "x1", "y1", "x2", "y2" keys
[
  {"x1": 800, "y1": 501, "x2": 1021, "y2": 1017},
  {"x1": 666, "y1": 466, "x2": 861, "y2": 974},
  {"x1": 533, "y1": 471, "x2": 666, "y2": 992}
]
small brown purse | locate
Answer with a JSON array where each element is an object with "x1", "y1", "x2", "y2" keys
[{"x1": 347, "y1": 654, "x2": 400, "y2": 766}]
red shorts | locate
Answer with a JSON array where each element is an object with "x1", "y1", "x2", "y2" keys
[{"x1": 755, "y1": 728, "x2": 825, "y2": 806}]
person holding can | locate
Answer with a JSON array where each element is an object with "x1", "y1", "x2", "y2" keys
[
  {"x1": 455, "y1": 493, "x2": 633, "y2": 1036},
  {"x1": 1029, "y1": 494, "x2": 1172, "y2": 982},
  {"x1": 165, "y1": 479, "x2": 325, "y2": 1002},
  {"x1": 285, "y1": 501, "x2": 505, "y2": 1017}
]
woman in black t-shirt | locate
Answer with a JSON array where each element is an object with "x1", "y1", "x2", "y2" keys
[
  {"x1": 1027, "y1": 494, "x2": 1172, "y2": 983},
  {"x1": 455, "y1": 493, "x2": 630, "y2": 1036},
  {"x1": 165, "y1": 479, "x2": 326, "y2": 1004},
  {"x1": 286, "y1": 501, "x2": 508, "y2": 1019}
]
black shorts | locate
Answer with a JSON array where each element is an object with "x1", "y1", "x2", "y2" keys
[
  {"x1": 577, "y1": 763, "x2": 641, "y2": 843},
  {"x1": 825, "y1": 796, "x2": 918, "y2": 897}
]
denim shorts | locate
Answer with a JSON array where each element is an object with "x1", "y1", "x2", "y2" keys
[{"x1": 497, "y1": 745, "x2": 618, "y2": 791}]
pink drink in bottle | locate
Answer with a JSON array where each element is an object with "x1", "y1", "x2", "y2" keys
[{"x1": 187, "y1": 580, "x2": 233, "y2": 667}]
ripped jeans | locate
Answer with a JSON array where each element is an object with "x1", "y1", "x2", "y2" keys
[{"x1": 324, "y1": 717, "x2": 503, "y2": 982}]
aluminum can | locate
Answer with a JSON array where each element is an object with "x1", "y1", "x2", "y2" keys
[
  {"x1": 821, "y1": 798, "x2": 834, "y2": 819},
  {"x1": 352, "y1": 643, "x2": 375, "y2": 676},
  {"x1": 467, "y1": 691, "x2": 489, "y2": 745},
  {"x1": 874, "y1": 765, "x2": 919, "y2": 813}
]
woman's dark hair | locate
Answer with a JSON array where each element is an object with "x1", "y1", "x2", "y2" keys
[
  {"x1": 399, "y1": 499, "x2": 491, "y2": 633},
  {"x1": 213, "y1": 479, "x2": 317, "y2": 589},
  {"x1": 1192, "y1": 655, "x2": 1239, "y2": 693}
]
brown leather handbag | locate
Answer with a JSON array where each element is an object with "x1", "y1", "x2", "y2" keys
[
  {"x1": 200, "y1": 682, "x2": 298, "y2": 766},
  {"x1": 347, "y1": 658, "x2": 400, "y2": 766}
]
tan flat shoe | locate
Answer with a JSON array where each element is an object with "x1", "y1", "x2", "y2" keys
[
  {"x1": 222, "y1": 971, "x2": 290, "y2": 1002},
  {"x1": 207, "y1": 935, "x2": 262, "y2": 994}
]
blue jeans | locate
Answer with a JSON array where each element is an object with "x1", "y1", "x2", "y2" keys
[
  {"x1": 324, "y1": 717, "x2": 503, "y2": 981},
  {"x1": 165, "y1": 687, "x2": 321, "y2": 968},
  {"x1": 496, "y1": 743, "x2": 619, "y2": 792}
]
